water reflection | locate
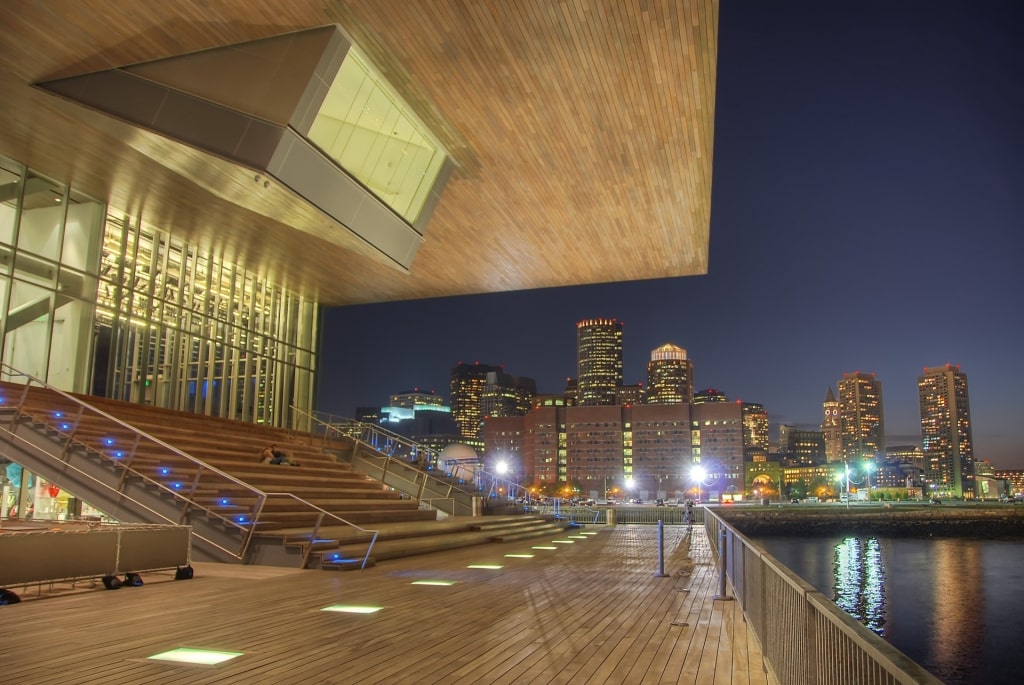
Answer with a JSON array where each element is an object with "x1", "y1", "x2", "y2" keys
[
  {"x1": 760, "y1": 536, "x2": 1024, "y2": 685},
  {"x1": 928, "y1": 538, "x2": 984, "y2": 683},
  {"x1": 833, "y1": 537, "x2": 886, "y2": 634}
]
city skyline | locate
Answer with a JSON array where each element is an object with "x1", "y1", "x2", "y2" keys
[{"x1": 319, "y1": 1, "x2": 1023, "y2": 469}]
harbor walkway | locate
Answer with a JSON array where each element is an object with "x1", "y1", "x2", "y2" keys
[{"x1": 1, "y1": 524, "x2": 769, "y2": 685}]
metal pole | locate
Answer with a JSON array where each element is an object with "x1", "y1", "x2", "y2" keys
[
  {"x1": 713, "y1": 527, "x2": 733, "y2": 601},
  {"x1": 653, "y1": 520, "x2": 668, "y2": 577}
]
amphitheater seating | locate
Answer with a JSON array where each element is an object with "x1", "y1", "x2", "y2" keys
[
  {"x1": 0, "y1": 381, "x2": 574, "y2": 569},
  {"x1": 0, "y1": 382, "x2": 435, "y2": 533}
]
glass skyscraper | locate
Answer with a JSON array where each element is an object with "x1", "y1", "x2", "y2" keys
[
  {"x1": 576, "y1": 318, "x2": 623, "y2": 406},
  {"x1": 919, "y1": 364, "x2": 974, "y2": 499},
  {"x1": 838, "y1": 371, "x2": 886, "y2": 462}
]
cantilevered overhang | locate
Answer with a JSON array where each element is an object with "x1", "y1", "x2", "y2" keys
[
  {"x1": 37, "y1": 25, "x2": 453, "y2": 272},
  {"x1": 0, "y1": 1, "x2": 718, "y2": 306}
]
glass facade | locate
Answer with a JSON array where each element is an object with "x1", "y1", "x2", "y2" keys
[
  {"x1": 0, "y1": 153, "x2": 318, "y2": 429},
  {"x1": 0, "y1": 156, "x2": 104, "y2": 390},
  {"x1": 308, "y1": 47, "x2": 447, "y2": 224},
  {"x1": 94, "y1": 215, "x2": 318, "y2": 428},
  {"x1": 0, "y1": 153, "x2": 321, "y2": 521}
]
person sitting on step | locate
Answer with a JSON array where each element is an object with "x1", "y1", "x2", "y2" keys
[{"x1": 260, "y1": 444, "x2": 297, "y2": 466}]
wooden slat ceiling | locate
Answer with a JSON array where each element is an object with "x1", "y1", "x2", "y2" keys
[{"x1": 0, "y1": 0, "x2": 718, "y2": 306}]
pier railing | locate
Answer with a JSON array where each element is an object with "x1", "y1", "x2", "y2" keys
[{"x1": 704, "y1": 508, "x2": 944, "y2": 685}]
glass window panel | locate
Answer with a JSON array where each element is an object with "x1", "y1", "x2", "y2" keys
[
  {"x1": 60, "y1": 193, "x2": 104, "y2": 271},
  {"x1": 0, "y1": 157, "x2": 24, "y2": 247},
  {"x1": 307, "y1": 48, "x2": 447, "y2": 223},
  {"x1": 17, "y1": 174, "x2": 66, "y2": 260},
  {"x1": 3, "y1": 279, "x2": 52, "y2": 379}
]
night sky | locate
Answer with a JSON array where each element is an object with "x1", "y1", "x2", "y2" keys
[{"x1": 319, "y1": 1, "x2": 1024, "y2": 468}]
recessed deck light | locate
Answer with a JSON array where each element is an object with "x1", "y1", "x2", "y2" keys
[
  {"x1": 147, "y1": 648, "x2": 242, "y2": 665},
  {"x1": 321, "y1": 605, "x2": 382, "y2": 614}
]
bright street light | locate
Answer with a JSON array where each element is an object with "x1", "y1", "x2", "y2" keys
[{"x1": 690, "y1": 465, "x2": 708, "y2": 503}]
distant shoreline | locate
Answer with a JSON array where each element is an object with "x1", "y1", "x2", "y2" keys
[{"x1": 715, "y1": 505, "x2": 1024, "y2": 538}]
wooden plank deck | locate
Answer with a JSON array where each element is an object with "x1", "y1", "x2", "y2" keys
[{"x1": 0, "y1": 525, "x2": 769, "y2": 685}]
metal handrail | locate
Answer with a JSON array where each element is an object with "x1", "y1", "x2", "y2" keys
[
  {"x1": 295, "y1": 408, "x2": 484, "y2": 515},
  {"x1": 703, "y1": 508, "x2": 944, "y2": 685},
  {"x1": 0, "y1": 366, "x2": 378, "y2": 569},
  {"x1": 295, "y1": 407, "x2": 445, "y2": 469}
]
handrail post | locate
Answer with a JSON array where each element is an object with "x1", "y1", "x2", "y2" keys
[
  {"x1": 713, "y1": 526, "x2": 734, "y2": 601},
  {"x1": 653, "y1": 519, "x2": 669, "y2": 577}
]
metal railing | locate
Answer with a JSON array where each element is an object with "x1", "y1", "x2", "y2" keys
[
  {"x1": 296, "y1": 408, "x2": 560, "y2": 511},
  {"x1": 0, "y1": 366, "x2": 378, "y2": 569},
  {"x1": 703, "y1": 507, "x2": 944, "y2": 685},
  {"x1": 296, "y1": 408, "x2": 488, "y2": 517}
]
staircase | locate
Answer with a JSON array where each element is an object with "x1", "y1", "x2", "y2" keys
[{"x1": 0, "y1": 371, "x2": 581, "y2": 569}]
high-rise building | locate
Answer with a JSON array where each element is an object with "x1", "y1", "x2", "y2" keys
[
  {"x1": 483, "y1": 404, "x2": 692, "y2": 497},
  {"x1": 693, "y1": 388, "x2": 728, "y2": 404},
  {"x1": 778, "y1": 425, "x2": 826, "y2": 466},
  {"x1": 576, "y1": 318, "x2": 623, "y2": 406},
  {"x1": 480, "y1": 370, "x2": 537, "y2": 419},
  {"x1": 741, "y1": 402, "x2": 769, "y2": 461},
  {"x1": 919, "y1": 364, "x2": 975, "y2": 499},
  {"x1": 449, "y1": 362, "x2": 501, "y2": 440},
  {"x1": 616, "y1": 383, "x2": 644, "y2": 406},
  {"x1": 837, "y1": 372, "x2": 885, "y2": 462},
  {"x1": 690, "y1": 401, "x2": 746, "y2": 498},
  {"x1": 389, "y1": 390, "x2": 445, "y2": 410},
  {"x1": 886, "y1": 444, "x2": 924, "y2": 470},
  {"x1": 822, "y1": 387, "x2": 842, "y2": 462},
  {"x1": 645, "y1": 343, "x2": 694, "y2": 404}
]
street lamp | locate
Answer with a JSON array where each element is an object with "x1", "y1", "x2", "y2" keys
[
  {"x1": 864, "y1": 462, "x2": 874, "y2": 500},
  {"x1": 691, "y1": 465, "x2": 707, "y2": 503}
]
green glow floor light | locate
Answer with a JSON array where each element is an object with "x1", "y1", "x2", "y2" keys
[
  {"x1": 411, "y1": 579, "x2": 457, "y2": 586},
  {"x1": 532, "y1": 545, "x2": 558, "y2": 550},
  {"x1": 504, "y1": 553, "x2": 535, "y2": 558},
  {"x1": 321, "y1": 605, "x2": 382, "y2": 614},
  {"x1": 466, "y1": 564, "x2": 503, "y2": 569},
  {"x1": 147, "y1": 648, "x2": 243, "y2": 665}
]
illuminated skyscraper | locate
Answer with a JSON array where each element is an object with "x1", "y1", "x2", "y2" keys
[
  {"x1": 449, "y1": 362, "x2": 501, "y2": 440},
  {"x1": 480, "y1": 370, "x2": 537, "y2": 419},
  {"x1": 919, "y1": 364, "x2": 975, "y2": 499},
  {"x1": 693, "y1": 387, "x2": 728, "y2": 404},
  {"x1": 822, "y1": 387, "x2": 842, "y2": 463},
  {"x1": 616, "y1": 382, "x2": 644, "y2": 406},
  {"x1": 389, "y1": 389, "x2": 445, "y2": 409},
  {"x1": 576, "y1": 318, "x2": 623, "y2": 406},
  {"x1": 645, "y1": 343, "x2": 694, "y2": 404},
  {"x1": 741, "y1": 402, "x2": 769, "y2": 461},
  {"x1": 837, "y1": 372, "x2": 885, "y2": 462}
]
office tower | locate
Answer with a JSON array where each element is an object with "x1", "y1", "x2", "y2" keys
[
  {"x1": 389, "y1": 390, "x2": 445, "y2": 410},
  {"x1": 450, "y1": 362, "x2": 501, "y2": 440},
  {"x1": 480, "y1": 370, "x2": 537, "y2": 419},
  {"x1": 576, "y1": 318, "x2": 623, "y2": 406},
  {"x1": 645, "y1": 343, "x2": 694, "y2": 404},
  {"x1": 564, "y1": 378, "x2": 579, "y2": 405},
  {"x1": 690, "y1": 401, "x2": 746, "y2": 498},
  {"x1": 778, "y1": 425, "x2": 826, "y2": 466},
  {"x1": 483, "y1": 403, "x2": 691, "y2": 496},
  {"x1": 616, "y1": 383, "x2": 644, "y2": 406},
  {"x1": 741, "y1": 402, "x2": 769, "y2": 461},
  {"x1": 822, "y1": 387, "x2": 842, "y2": 462},
  {"x1": 837, "y1": 372, "x2": 885, "y2": 462},
  {"x1": 886, "y1": 445, "x2": 924, "y2": 470},
  {"x1": 693, "y1": 388, "x2": 728, "y2": 404},
  {"x1": 919, "y1": 364, "x2": 975, "y2": 499}
]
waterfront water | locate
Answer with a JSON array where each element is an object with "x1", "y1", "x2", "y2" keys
[{"x1": 758, "y1": 536, "x2": 1024, "y2": 685}]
